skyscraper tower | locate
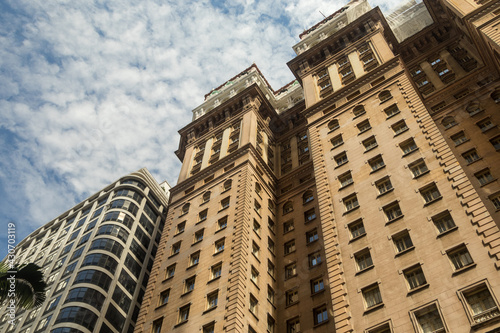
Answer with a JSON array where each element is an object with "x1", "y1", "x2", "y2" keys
[
  {"x1": 136, "y1": 0, "x2": 500, "y2": 332},
  {"x1": 1, "y1": 168, "x2": 169, "y2": 333}
]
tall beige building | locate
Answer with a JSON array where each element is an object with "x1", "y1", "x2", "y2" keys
[{"x1": 136, "y1": 0, "x2": 500, "y2": 332}]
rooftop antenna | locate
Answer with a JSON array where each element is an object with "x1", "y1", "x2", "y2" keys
[{"x1": 319, "y1": 10, "x2": 326, "y2": 18}]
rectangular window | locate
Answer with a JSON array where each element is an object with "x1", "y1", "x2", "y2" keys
[
  {"x1": 283, "y1": 220, "x2": 294, "y2": 233},
  {"x1": 334, "y1": 152, "x2": 348, "y2": 167},
  {"x1": 369, "y1": 155, "x2": 385, "y2": 172},
  {"x1": 249, "y1": 294, "x2": 258, "y2": 314},
  {"x1": 363, "y1": 284, "x2": 383, "y2": 309},
  {"x1": 491, "y1": 193, "x2": 500, "y2": 210},
  {"x1": 194, "y1": 229, "x2": 204, "y2": 243},
  {"x1": 286, "y1": 289, "x2": 299, "y2": 306},
  {"x1": 252, "y1": 242, "x2": 260, "y2": 259},
  {"x1": 384, "y1": 202, "x2": 403, "y2": 222},
  {"x1": 384, "y1": 104, "x2": 400, "y2": 118},
  {"x1": 287, "y1": 318, "x2": 300, "y2": 333},
  {"x1": 206, "y1": 291, "x2": 218, "y2": 310},
  {"x1": 461, "y1": 284, "x2": 499, "y2": 325},
  {"x1": 268, "y1": 260, "x2": 275, "y2": 278},
  {"x1": 176, "y1": 221, "x2": 186, "y2": 235},
  {"x1": 393, "y1": 230, "x2": 413, "y2": 254},
  {"x1": 203, "y1": 323, "x2": 215, "y2": 333},
  {"x1": 267, "y1": 285, "x2": 275, "y2": 304},
  {"x1": 343, "y1": 194, "x2": 359, "y2": 212},
  {"x1": 404, "y1": 265, "x2": 427, "y2": 290},
  {"x1": 313, "y1": 305, "x2": 328, "y2": 325},
  {"x1": 217, "y1": 216, "x2": 228, "y2": 231},
  {"x1": 221, "y1": 197, "x2": 230, "y2": 210},
  {"x1": 375, "y1": 177, "x2": 393, "y2": 195},
  {"x1": 184, "y1": 276, "x2": 196, "y2": 293},
  {"x1": 304, "y1": 208, "x2": 317, "y2": 223},
  {"x1": 392, "y1": 120, "x2": 408, "y2": 135},
  {"x1": 331, "y1": 134, "x2": 343, "y2": 149},
  {"x1": 171, "y1": 242, "x2": 181, "y2": 256},
  {"x1": 189, "y1": 251, "x2": 200, "y2": 267},
  {"x1": 309, "y1": 252, "x2": 322, "y2": 267},
  {"x1": 178, "y1": 304, "x2": 190, "y2": 324},
  {"x1": 285, "y1": 263, "x2": 297, "y2": 279},
  {"x1": 284, "y1": 240, "x2": 296, "y2": 255},
  {"x1": 339, "y1": 171, "x2": 353, "y2": 188},
  {"x1": 199, "y1": 209, "x2": 208, "y2": 222},
  {"x1": 367, "y1": 323, "x2": 392, "y2": 333},
  {"x1": 306, "y1": 229, "x2": 319, "y2": 244},
  {"x1": 432, "y1": 211, "x2": 456, "y2": 234},
  {"x1": 420, "y1": 183, "x2": 442, "y2": 204},
  {"x1": 214, "y1": 239, "x2": 225, "y2": 254},
  {"x1": 490, "y1": 136, "x2": 500, "y2": 150},
  {"x1": 254, "y1": 200, "x2": 261, "y2": 215},
  {"x1": 253, "y1": 220, "x2": 261, "y2": 236},
  {"x1": 166, "y1": 264, "x2": 175, "y2": 279},
  {"x1": 268, "y1": 237, "x2": 275, "y2": 254},
  {"x1": 400, "y1": 138, "x2": 418, "y2": 155},
  {"x1": 357, "y1": 120, "x2": 372, "y2": 133},
  {"x1": 450, "y1": 131, "x2": 468, "y2": 146},
  {"x1": 409, "y1": 159, "x2": 429, "y2": 178},
  {"x1": 355, "y1": 249, "x2": 373, "y2": 271},
  {"x1": 462, "y1": 149, "x2": 480, "y2": 164},
  {"x1": 477, "y1": 117, "x2": 495, "y2": 132},
  {"x1": 267, "y1": 314, "x2": 276, "y2": 333},
  {"x1": 412, "y1": 304, "x2": 445, "y2": 333},
  {"x1": 348, "y1": 219, "x2": 366, "y2": 240},
  {"x1": 211, "y1": 263, "x2": 222, "y2": 280},
  {"x1": 311, "y1": 277, "x2": 325, "y2": 294},
  {"x1": 475, "y1": 169, "x2": 494, "y2": 186},
  {"x1": 363, "y1": 136, "x2": 378, "y2": 151},
  {"x1": 159, "y1": 289, "x2": 170, "y2": 306},
  {"x1": 447, "y1": 244, "x2": 474, "y2": 271}
]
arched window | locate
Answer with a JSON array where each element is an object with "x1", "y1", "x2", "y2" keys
[
  {"x1": 328, "y1": 119, "x2": 339, "y2": 131},
  {"x1": 353, "y1": 105, "x2": 366, "y2": 117},
  {"x1": 378, "y1": 90, "x2": 392, "y2": 103},
  {"x1": 442, "y1": 116, "x2": 457, "y2": 129},
  {"x1": 491, "y1": 89, "x2": 500, "y2": 103},
  {"x1": 466, "y1": 102, "x2": 482, "y2": 116},
  {"x1": 283, "y1": 201, "x2": 294, "y2": 215},
  {"x1": 181, "y1": 203, "x2": 190, "y2": 215},
  {"x1": 223, "y1": 179, "x2": 232, "y2": 191},
  {"x1": 303, "y1": 190, "x2": 314, "y2": 204},
  {"x1": 255, "y1": 183, "x2": 262, "y2": 195},
  {"x1": 202, "y1": 192, "x2": 211, "y2": 203}
]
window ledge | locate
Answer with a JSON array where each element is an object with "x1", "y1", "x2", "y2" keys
[
  {"x1": 168, "y1": 252, "x2": 179, "y2": 259},
  {"x1": 395, "y1": 246, "x2": 415, "y2": 257},
  {"x1": 207, "y1": 276, "x2": 221, "y2": 284},
  {"x1": 192, "y1": 240, "x2": 203, "y2": 247},
  {"x1": 200, "y1": 201, "x2": 209, "y2": 206},
  {"x1": 358, "y1": 128, "x2": 372, "y2": 136},
  {"x1": 393, "y1": 128, "x2": 409, "y2": 137},
  {"x1": 386, "y1": 111, "x2": 401, "y2": 120},
  {"x1": 285, "y1": 274, "x2": 297, "y2": 281},
  {"x1": 355, "y1": 265, "x2": 374, "y2": 275},
  {"x1": 307, "y1": 239, "x2": 319, "y2": 247},
  {"x1": 402, "y1": 148, "x2": 419, "y2": 158},
  {"x1": 413, "y1": 170, "x2": 430, "y2": 179},
  {"x1": 339, "y1": 182, "x2": 354, "y2": 191},
  {"x1": 466, "y1": 157, "x2": 483, "y2": 166},
  {"x1": 343, "y1": 205, "x2": 360, "y2": 216},
  {"x1": 311, "y1": 289, "x2": 326, "y2": 297},
  {"x1": 162, "y1": 276, "x2": 174, "y2": 283},
  {"x1": 267, "y1": 299, "x2": 276, "y2": 309},
  {"x1": 155, "y1": 303, "x2": 168, "y2": 310},
  {"x1": 186, "y1": 263, "x2": 198, "y2": 271},
  {"x1": 285, "y1": 301, "x2": 299, "y2": 309},
  {"x1": 221, "y1": 188, "x2": 231, "y2": 194},
  {"x1": 250, "y1": 310, "x2": 259, "y2": 321},
  {"x1": 215, "y1": 226, "x2": 227, "y2": 234},
  {"x1": 385, "y1": 214, "x2": 404, "y2": 226},
  {"x1": 353, "y1": 112, "x2": 367, "y2": 120},
  {"x1": 305, "y1": 217, "x2": 317, "y2": 224},
  {"x1": 181, "y1": 290, "x2": 193, "y2": 297},
  {"x1": 364, "y1": 145, "x2": 378, "y2": 153},
  {"x1": 203, "y1": 306, "x2": 217, "y2": 315},
  {"x1": 284, "y1": 250, "x2": 296, "y2": 257},
  {"x1": 481, "y1": 124, "x2": 498, "y2": 133},
  {"x1": 218, "y1": 206, "x2": 230, "y2": 213},
  {"x1": 470, "y1": 311, "x2": 500, "y2": 329},
  {"x1": 349, "y1": 233, "x2": 367, "y2": 244},
  {"x1": 313, "y1": 319, "x2": 330, "y2": 328},
  {"x1": 173, "y1": 231, "x2": 184, "y2": 237},
  {"x1": 436, "y1": 226, "x2": 458, "y2": 238},
  {"x1": 328, "y1": 127, "x2": 340, "y2": 134},
  {"x1": 376, "y1": 188, "x2": 394, "y2": 198},
  {"x1": 423, "y1": 196, "x2": 443, "y2": 207},
  {"x1": 407, "y1": 283, "x2": 429, "y2": 296},
  {"x1": 379, "y1": 96, "x2": 394, "y2": 104},
  {"x1": 331, "y1": 143, "x2": 344, "y2": 151},
  {"x1": 480, "y1": 178, "x2": 497, "y2": 187},
  {"x1": 452, "y1": 263, "x2": 477, "y2": 276},
  {"x1": 309, "y1": 262, "x2": 323, "y2": 270},
  {"x1": 363, "y1": 303, "x2": 385, "y2": 315},
  {"x1": 252, "y1": 253, "x2": 261, "y2": 264},
  {"x1": 335, "y1": 161, "x2": 349, "y2": 169},
  {"x1": 173, "y1": 320, "x2": 188, "y2": 328},
  {"x1": 213, "y1": 250, "x2": 224, "y2": 257},
  {"x1": 179, "y1": 212, "x2": 188, "y2": 218},
  {"x1": 370, "y1": 165, "x2": 386, "y2": 174},
  {"x1": 454, "y1": 139, "x2": 470, "y2": 147}
]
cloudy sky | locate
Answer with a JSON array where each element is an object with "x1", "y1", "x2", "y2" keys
[{"x1": 0, "y1": 0, "x2": 399, "y2": 259}]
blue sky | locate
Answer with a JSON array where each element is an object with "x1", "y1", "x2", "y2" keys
[{"x1": 0, "y1": 0, "x2": 400, "y2": 259}]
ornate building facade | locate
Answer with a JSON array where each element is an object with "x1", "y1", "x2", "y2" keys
[
  {"x1": 136, "y1": 0, "x2": 500, "y2": 332},
  {"x1": 1, "y1": 168, "x2": 169, "y2": 333}
]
